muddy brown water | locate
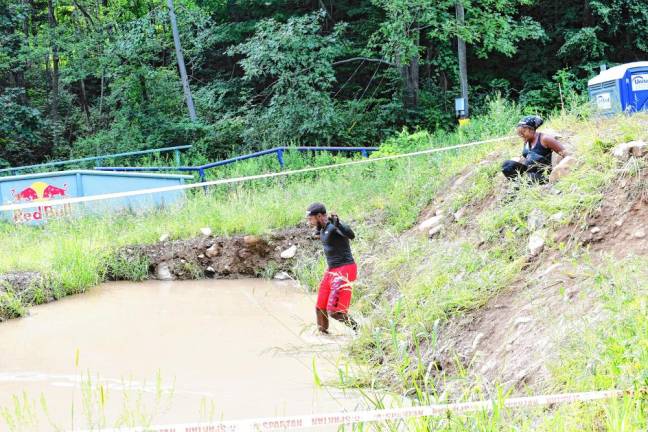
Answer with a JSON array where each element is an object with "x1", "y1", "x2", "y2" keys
[{"x1": 0, "y1": 280, "x2": 362, "y2": 431}]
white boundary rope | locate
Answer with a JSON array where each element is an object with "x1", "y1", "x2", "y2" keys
[
  {"x1": 77, "y1": 389, "x2": 639, "y2": 432},
  {"x1": 0, "y1": 136, "x2": 515, "y2": 213}
]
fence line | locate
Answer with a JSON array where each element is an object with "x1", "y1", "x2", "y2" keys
[
  {"x1": 95, "y1": 146, "x2": 379, "y2": 181},
  {"x1": 0, "y1": 136, "x2": 515, "y2": 213},
  {"x1": 0, "y1": 145, "x2": 192, "y2": 176}
]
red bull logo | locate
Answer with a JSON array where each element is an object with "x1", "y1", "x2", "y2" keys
[{"x1": 10, "y1": 181, "x2": 73, "y2": 224}]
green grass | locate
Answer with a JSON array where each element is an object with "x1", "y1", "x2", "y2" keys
[
  {"x1": 0, "y1": 98, "x2": 519, "y2": 304},
  {"x1": 0, "y1": 287, "x2": 26, "y2": 320},
  {"x1": 2, "y1": 102, "x2": 648, "y2": 430},
  {"x1": 343, "y1": 111, "x2": 648, "y2": 430}
]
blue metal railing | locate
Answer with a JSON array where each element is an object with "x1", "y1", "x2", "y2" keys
[
  {"x1": 0, "y1": 145, "x2": 192, "y2": 176},
  {"x1": 94, "y1": 146, "x2": 379, "y2": 182}
]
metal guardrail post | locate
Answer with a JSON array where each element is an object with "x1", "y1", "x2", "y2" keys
[
  {"x1": 198, "y1": 168, "x2": 208, "y2": 194},
  {"x1": 361, "y1": 149, "x2": 368, "y2": 157},
  {"x1": 276, "y1": 149, "x2": 285, "y2": 168},
  {"x1": 174, "y1": 149, "x2": 181, "y2": 166},
  {"x1": 95, "y1": 158, "x2": 102, "y2": 168}
]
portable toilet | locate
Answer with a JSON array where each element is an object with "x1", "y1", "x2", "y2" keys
[{"x1": 588, "y1": 61, "x2": 648, "y2": 115}]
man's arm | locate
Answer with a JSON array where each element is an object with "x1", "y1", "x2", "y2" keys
[
  {"x1": 336, "y1": 222, "x2": 355, "y2": 240},
  {"x1": 542, "y1": 135, "x2": 569, "y2": 157},
  {"x1": 330, "y1": 213, "x2": 355, "y2": 239}
]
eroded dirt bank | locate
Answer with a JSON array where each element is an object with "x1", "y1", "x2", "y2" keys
[
  {"x1": 0, "y1": 226, "x2": 321, "y2": 321},
  {"x1": 112, "y1": 226, "x2": 319, "y2": 280}
]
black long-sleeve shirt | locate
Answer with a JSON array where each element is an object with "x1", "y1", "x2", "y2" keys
[{"x1": 319, "y1": 221, "x2": 355, "y2": 269}]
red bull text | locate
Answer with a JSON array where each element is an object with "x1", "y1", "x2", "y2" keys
[{"x1": 10, "y1": 181, "x2": 73, "y2": 224}]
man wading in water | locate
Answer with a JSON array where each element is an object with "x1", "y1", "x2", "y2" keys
[{"x1": 306, "y1": 203, "x2": 358, "y2": 334}]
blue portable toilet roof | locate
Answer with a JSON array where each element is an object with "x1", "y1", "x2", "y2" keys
[
  {"x1": 0, "y1": 169, "x2": 193, "y2": 183},
  {"x1": 588, "y1": 61, "x2": 648, "y2": 86}
]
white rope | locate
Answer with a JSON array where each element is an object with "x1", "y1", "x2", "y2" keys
[
  {"x1": 75, "y1": 388, "x2": 637, "y2": 432},
  {"x1": 1, "y1": 136, "x2": 515, "y2": 213}
]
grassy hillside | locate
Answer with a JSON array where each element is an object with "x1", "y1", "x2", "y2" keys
[
  {"x1": 1, "y1": 102, "x2": 646, "y2": 430},
  {"x1": 345, "y1": 112, "x2": 648, "y2": 430}
]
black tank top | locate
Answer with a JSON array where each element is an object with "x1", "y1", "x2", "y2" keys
[{"x1": 522, "y1": 133, "x2": 552, "y2": 168}]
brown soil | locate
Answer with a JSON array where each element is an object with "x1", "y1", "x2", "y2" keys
[
  {"x1": 577, "y1": 172, "x2": 648, "y2": 257},
  {"x1": 0, "y1": 272, "x2": 42, "y2": 294},
  {"x1": 428, "y1": 164, "x2": 648, "y2": 397},
  {"x1": 111, "y1": 226, "x2": 320, "y2": 280},
  {"x1": 430, "y1": 257, "x2": 602, "y2": 396}
]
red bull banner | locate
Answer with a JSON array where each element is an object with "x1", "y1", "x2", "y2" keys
[{"x1": 10, "y1": 181, "x2": 73, "y2": 224}]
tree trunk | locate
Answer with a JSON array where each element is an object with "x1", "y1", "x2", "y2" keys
[
  {"x1": 99, "y1": 69, "x2": 105, "y2": 116},
  {"x1": 400, "y1": 28, "x2": 420, "y2": 109},
  {"x1": 139, "y1": 73, "x2": 149, "y2": 104},
  {"x1": 583, "y1": 0, "x2": 594, "y2": 27},
  {"x1": 47, "y1": 0, "x2": 60, "y2": 124},
  {"x1": 400, "y1": 57, "x2": 419, "y2": 109},
  {"x1": 80, "y1": 79, "x2": 92, "y2": 127},
  {"x1": 424, "y1": 42, "x2": 433, "y2": 82}
]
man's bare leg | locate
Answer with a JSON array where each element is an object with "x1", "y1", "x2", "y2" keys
[
  {"x1": 330, "y1": 312, "x2": 358, "y2": 332},
  {"x1": 316, "y1": 308, "x2": 329, "y2": 334}
]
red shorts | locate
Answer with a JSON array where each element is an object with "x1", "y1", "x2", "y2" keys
[{"x1": 316, "y1": 263, "x2": 357, "y2": 313}]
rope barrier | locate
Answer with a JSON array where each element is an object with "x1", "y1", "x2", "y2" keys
[
  {"x1": 77, "y1": 388, "x2": 644, "y2": 432},
  {"x1": 0, "y1": 136, "x2": 515, "y2": 213}
]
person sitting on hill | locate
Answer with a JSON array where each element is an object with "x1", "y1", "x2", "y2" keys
[{"x1": 502, "y1": 116, "x2": 568, "y2": 184}]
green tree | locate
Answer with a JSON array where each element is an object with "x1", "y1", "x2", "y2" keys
[{"x1": 229, "y1": 12, "x2": 346, "y2": 145}]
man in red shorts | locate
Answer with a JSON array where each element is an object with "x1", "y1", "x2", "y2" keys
[{"x1": 306, "y1": 202, "x2": 358, "y2": 334}]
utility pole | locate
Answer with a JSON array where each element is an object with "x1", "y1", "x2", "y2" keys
[
  {"x1": 455, "y1": 1, "x2": 469, "y2": 119},
  {"x1": 167, "y1": 0, "x2": 197, "y2": 122}
]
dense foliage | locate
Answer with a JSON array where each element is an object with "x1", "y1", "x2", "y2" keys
[{"x1": 1, "y1": 0, "x2": 647, "y2": 166}]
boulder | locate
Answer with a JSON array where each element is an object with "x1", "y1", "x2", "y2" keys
[
  {"x1": 205, "y1": 244, "x2": 220, "y2": 258},
  {"x1": 612, "y1": 143, "x2": 632, "y2": 161},
  {"x1": 550, "y1": 212, "x2": 564, "y2": 223},
  {"x1": 155, "y1": 263, "x2": 174, "y2": 281},
  {"x1": 428, "y1": 225, "x2": 443, "y2": 238},
  {"x1": 549, "y1": 156, "x2": 577, "y2": 182},
  {"x1": 273, "y1": 271, "x2": 292, "y2": 281},
  {"x1": 611, "y1": 140, "x2": 646, "y2": 161},
  {"x1": 200, "y1": 227, "x2": 212, "y2": 236},
  {"x1": 280, "y1": 245, "x2": 297, "y2": 259},
  {"x1": 418, "y1": 215, "x2": 445, "y2": 232},
  {"x1": 243, "y1": 235, "x2": 262, "y2": 246},
  {"x1": 453, "y1": 207, "x2": 467, "y2": 221},
  {"x1": 527, "y1": 209, "x2": 545, "y2": 232},
  {"x1": 528, "y1": 231, "x2": 546, "y2": 256},
  {"x1": 629, "y1": 140, "x2": 648, "y2": 157}
]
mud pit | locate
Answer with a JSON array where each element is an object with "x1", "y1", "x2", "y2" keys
[{"x1": 0, "y1": 279, "x2": 360, "y2": 431}]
